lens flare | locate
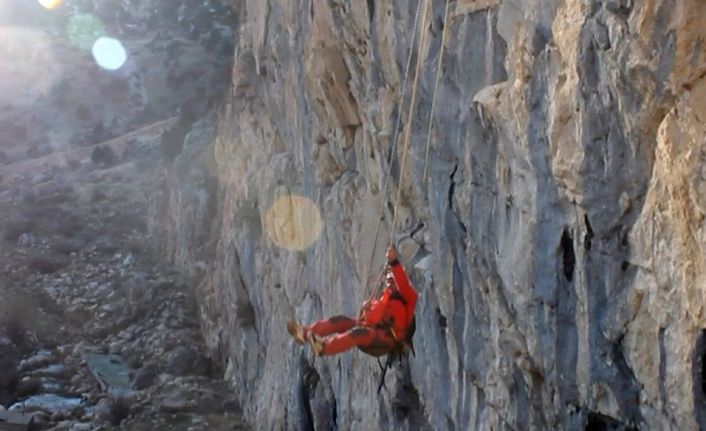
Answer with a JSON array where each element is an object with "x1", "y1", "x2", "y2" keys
[
  {"x1": 263, "y1": 195, "x2": 323, "y2": 250},
  {"x1": 37, "y1": 0, "x2": 63, "y2": 9},
  {"x1": 67, "y1": 14, "x2": 105, "y2": 50},
  {"x1": 91, "y1": 37, "x2": 127, "y2": 70},
  {"x1": 0, "y1": 27, "x2": 59, "y2": 105}
]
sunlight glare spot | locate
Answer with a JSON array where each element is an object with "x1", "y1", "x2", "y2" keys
[
  {"x1": 263, "y1": 195, "x2": 323, "y2": 251},
  {"x1": 37, "y1": 0, "x2": 63, "y2": 10},
  {"x1": 92, "y1": 37, "x2": 127, "y2": 71},
  {"x1": 0, "y1": 27, "x2": 58, "y2": 104}
]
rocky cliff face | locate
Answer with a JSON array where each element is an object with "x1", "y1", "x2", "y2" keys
[{"x1": 154, "y1": 0, "x2": 706, "y2": 429}]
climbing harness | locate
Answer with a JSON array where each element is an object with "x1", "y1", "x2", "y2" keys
[{"x1": 374, "y1": 316, "x2": 416, "y2": 393}]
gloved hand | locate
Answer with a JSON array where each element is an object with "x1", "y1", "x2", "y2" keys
[{"x1": 386, "y1": 245, "x2": 398, "y2": 264}]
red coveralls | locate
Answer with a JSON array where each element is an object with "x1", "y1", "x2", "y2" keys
[{"x1": 302, "y1": 261, "x2": 417, "y2": 356}]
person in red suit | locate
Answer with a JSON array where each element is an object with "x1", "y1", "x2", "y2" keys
[{"x1": 287, "y1": 245, "x2": 417, "y2": 357}]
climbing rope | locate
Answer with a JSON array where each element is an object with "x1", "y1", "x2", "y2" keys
[
  {"x1": 389, "y1": 0, "x2": 431, "y2": 247},
  {"x1": 349, "y1": 5, "x2": 428, "y2": 420},
  {"x1": 423, "y1": 0, "x2": 452, "y2": 186},
  {"x1": 366, "y1": 0, "x2": 425, "y2": 300},
  {"x1": 349, "y1": 0, "x2": 453, "y2": 415},
  {"x1": 366, "y1": 0, "x2": 453, "y2": 301}
]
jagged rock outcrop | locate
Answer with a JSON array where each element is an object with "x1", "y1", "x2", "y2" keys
[{"x1": 154, "y1": 0, "x2": 706, "y2": 429}]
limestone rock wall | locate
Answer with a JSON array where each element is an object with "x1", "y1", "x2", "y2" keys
[{"x1": 155, "y1": 0, "x2": 706, "y2": 429}]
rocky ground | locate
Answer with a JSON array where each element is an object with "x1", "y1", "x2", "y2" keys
[{"x1": 0, "y1": 120, "x2": 248, "y2": 430}]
